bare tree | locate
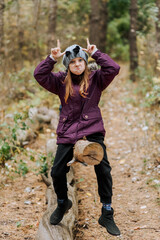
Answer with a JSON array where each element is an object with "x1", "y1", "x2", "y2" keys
[
  {"x1": 89, "y1": 0, "x2": 100, "y2": 48},
  {"x1": 47, "y1": 0, "x2": 57, "y2": 53},
  {"x1": 129, "y1": 0, "x2": 138, "y2": 81},
  {"x1": 155, "y1": 0, "x2": 160, "y2": 75},
  {"x1": 99, "y1": 0, "x2": 108, "y2": 52},
  {"x1": 33, "y1": 0, "x2": 41, "y2": 58},
  {"x1": 16, "y1": 0, "x2": 24, "y2": 67},
  {"x1": 0, "y1": 0, "x2": 4, "y2": 54},
  {"x1": 89, "y1": 0, "x2": 108, "y2": 52},
  {"x1": 156, "y1": 0, "x2": 160, "y2": 44}
]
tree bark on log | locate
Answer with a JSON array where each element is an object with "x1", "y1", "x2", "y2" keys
[
  {"x1": 36, "y1": 139, "x2": 102, "y2": 239},
  {"x1": 36, "y1": 168, "x2": 77, "y2": 240}
]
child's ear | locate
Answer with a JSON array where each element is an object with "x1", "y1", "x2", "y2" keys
[{"x1": 66, "y1": 51, "x2": 71, "y2": 57}]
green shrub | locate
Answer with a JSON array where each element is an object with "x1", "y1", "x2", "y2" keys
[
  {"x1": 106, "y1": 15, "x2": 130, "y2": 61},
  {"x1": 37, "y1": 153, "x2": 54, "y2": 177},
  {"x1": 0, "y1": 113, "x2": 28, "y2": 167},
  {"x1": 15, "y1": 159, "x2": 29, "y2": 176},
  {"x1": 38, "y1": 155, "x2": 48, "y2": 177},
  {"x1": 135, "y1": 66, "x2": 160, "y2": 107}
]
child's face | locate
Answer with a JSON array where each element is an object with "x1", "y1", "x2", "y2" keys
[{"x1": 69, "y1": 57, "x2": 86, "y2": 75}]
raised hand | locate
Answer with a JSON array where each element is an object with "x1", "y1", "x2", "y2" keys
[
  {"x1": 51, "y1": 39, "x2": 65, "y2": 61},
  {"x1": 82, "y1": 38, "x2": 97, "y2": 55}
]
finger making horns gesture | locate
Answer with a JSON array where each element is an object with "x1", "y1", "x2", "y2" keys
[
  {"x1": 82, "y1": 38, "x2": 97, "y2": 55},
  {"x1": 51, "y1": 39, "x2": 65, "y2": 61},
  {"x1": 51, "y1": 38, "x2": 97, "y2": 60}
]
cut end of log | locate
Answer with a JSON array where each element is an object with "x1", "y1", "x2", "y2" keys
[{"x1": 74, "y1": 140, "x2": 104, "y2": 165}]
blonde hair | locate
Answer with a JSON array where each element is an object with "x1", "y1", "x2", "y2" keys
[{"x1": 64, "y1": 67, "x2": 90, "y2": 103}]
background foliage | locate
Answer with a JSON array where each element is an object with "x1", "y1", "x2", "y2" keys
[
  {"x1": 0, "y1": 0, "x2": 159, "y2": 141},
  {"x1": 0, "y1": 0, "x2": 159, "y2": 109}
]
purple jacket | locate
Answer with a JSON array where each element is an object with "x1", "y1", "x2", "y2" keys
[{"x1": 34, "y1": 50, "x2": 120, "y2": 144}]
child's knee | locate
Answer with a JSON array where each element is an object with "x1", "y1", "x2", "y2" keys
[{"x1": 50, "y1": 168, "x2": 60, "y2": 179}]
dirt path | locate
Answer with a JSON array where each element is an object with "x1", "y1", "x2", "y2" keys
[
  {"x1": 0, "y1": 137, "x2": 47, "y2": 240},
  {"x1": 0, "y1": 173, "x2": 46, "y2": 240},
  {"x1": 74, "y1": 64, "x2": 160, "y2": 240},
  {"x1": 0, "y1": 64, "x2": 159, "y2": 240}
]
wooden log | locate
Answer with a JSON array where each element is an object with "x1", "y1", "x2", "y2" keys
[
  {"x1": 68, "y1": 140, "x2": 104, "y2": 166},
  {"x1": 36, "y1": 139, "x2": 103, "y2": 239},
  {"x1": 36, "y1": 167, "x2": 77, "y2": 240}
]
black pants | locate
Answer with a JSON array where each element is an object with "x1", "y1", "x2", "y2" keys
[{"x1": 51, "y1": 133, "x2": 112, "y2": 204}]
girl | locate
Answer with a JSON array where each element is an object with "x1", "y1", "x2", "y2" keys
[{"x1": 34, "y1": 39, "x2": 121, "y2": 236}]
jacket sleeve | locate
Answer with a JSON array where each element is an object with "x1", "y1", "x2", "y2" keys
[
  {"x1": 91, "y1": 50, "x2": 120, "y2": 91},
  {"x1": 33, "y1": 55, "x2": 65, "y2": 95}
]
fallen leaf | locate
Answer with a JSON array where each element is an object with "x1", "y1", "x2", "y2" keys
[
  {"x1": 86, "y1": 192, "x2": 92, "y2": 197},
  {"x1": 119, "y1": 159, "x2": 126, "y2": 164}
]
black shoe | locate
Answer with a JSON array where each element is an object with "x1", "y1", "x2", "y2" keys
[
  {"x1": 50, "y1": 199, "x2": 72, "y2": 225},
  {"x1": 98, "y1": 207, "x2": 121, "y2": 236}
]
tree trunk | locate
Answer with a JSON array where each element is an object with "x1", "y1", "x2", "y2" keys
[
  {"x1": 155, "y1": 0, "x2": 160, "y2": 75},
  {"x1": 129, "y1": 0, "x2": 138, "y2": 81},
  {"x1": 33, "y1": 0, "x2": 41, "y2": 58},
  {"x1": 99, "y1": 0, "x2": 108, "y2": 52},
  {"x1": 0, "y1": 0, "x2": 4, "y2": 55},
  {"x1": 156, "y1": 0, "x2": 160, "y2": 63},
  {"x1": 156, "y1": 0, "x2": 160, "y2": 43},
  {"x1": 16, "y1": 0, "x2": 24, "y2": 67},
  {"x1": 89, "y1": 0, "x2": 100, "y2": 48},
  {"x1": 47, "y1": 0, "x2": 57, "y2": 54}
]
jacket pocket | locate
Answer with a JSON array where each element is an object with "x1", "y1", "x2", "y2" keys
[
  {"x1": 56, "y1": 115, "x2": 68, "y2": 136},
  {"x1": 80, "y1": 110, "x2": 104, "y2": 135},
  {"x1": 82, "y1": 110, "x2": 101, "y2": 121}
]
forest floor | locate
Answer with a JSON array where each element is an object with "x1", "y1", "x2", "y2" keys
[
  {"x1": 0, "y1": 63, "x2": 160, "y2": 240},
  {"x1": 74, "y1": 64, "x2": 160, "y2": 240}
]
